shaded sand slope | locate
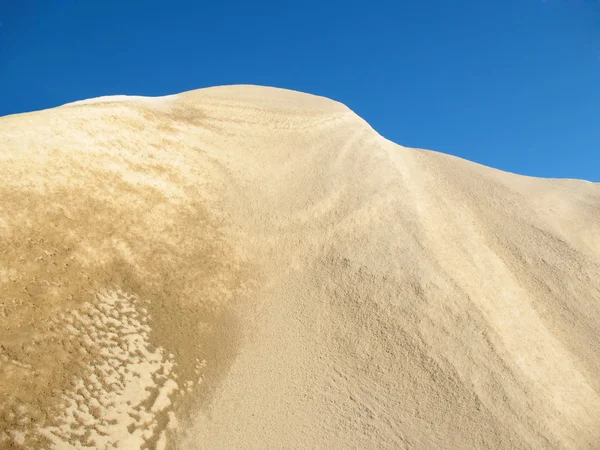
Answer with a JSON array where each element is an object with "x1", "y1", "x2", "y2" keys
[{"x1": 0, "y1": 85, "x2": 599, "y2": 449}]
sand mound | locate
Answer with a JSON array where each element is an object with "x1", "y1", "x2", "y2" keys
[{"x1": 0, "y1": 85, "x2": 599, "y2": 449}]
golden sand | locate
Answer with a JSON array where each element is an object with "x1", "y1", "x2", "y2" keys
[{"x1": 1, "y1": 86, "x2": 598, "y2": 449}]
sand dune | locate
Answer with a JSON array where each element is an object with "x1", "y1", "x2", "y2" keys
[{"x1": 0, "y1": 85, "x2": 599, "y2": 449}]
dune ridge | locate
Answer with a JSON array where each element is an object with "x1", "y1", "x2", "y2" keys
[{"x1": 0, "y1": 85, "x2": 599, "y2": 449}]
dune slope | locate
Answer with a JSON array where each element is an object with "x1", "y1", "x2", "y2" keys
[{"x1": 0, "y1": 85, "x2": 599, "y2": 449}]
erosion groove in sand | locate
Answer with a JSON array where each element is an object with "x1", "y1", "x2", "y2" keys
[{"x1": 0, "y1": 85, "x2": 599, "y2": 449}]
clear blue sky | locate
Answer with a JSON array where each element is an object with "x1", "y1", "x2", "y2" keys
[{"x1": 1, "y1": 0, "x2": 598, "y2": 181}]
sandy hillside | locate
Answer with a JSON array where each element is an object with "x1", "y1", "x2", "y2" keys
[{"x1": 0, "y1": 85, "x2": 599, "y2": 449}]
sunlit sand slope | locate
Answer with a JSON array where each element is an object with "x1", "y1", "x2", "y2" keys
[{"x1": 1, "y1": 85, "x2": 599, "y2": 449}]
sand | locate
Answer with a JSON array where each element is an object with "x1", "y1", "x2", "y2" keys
[{"x1": 0, "y1": 85, "x2": 599, "y2": 449}]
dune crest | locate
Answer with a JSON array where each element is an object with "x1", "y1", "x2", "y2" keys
[{"x1": 1, "y1": 85, "x2": 599, "y2": 449}]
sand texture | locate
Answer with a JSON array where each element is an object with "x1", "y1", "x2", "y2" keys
[{"x1": 0, "y1": 85, "x2": 599, "y2": 449}]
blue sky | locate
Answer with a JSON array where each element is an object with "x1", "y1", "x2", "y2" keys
[{"x1": 1, "y1": 0, "x2": 598, "y2": 181}]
